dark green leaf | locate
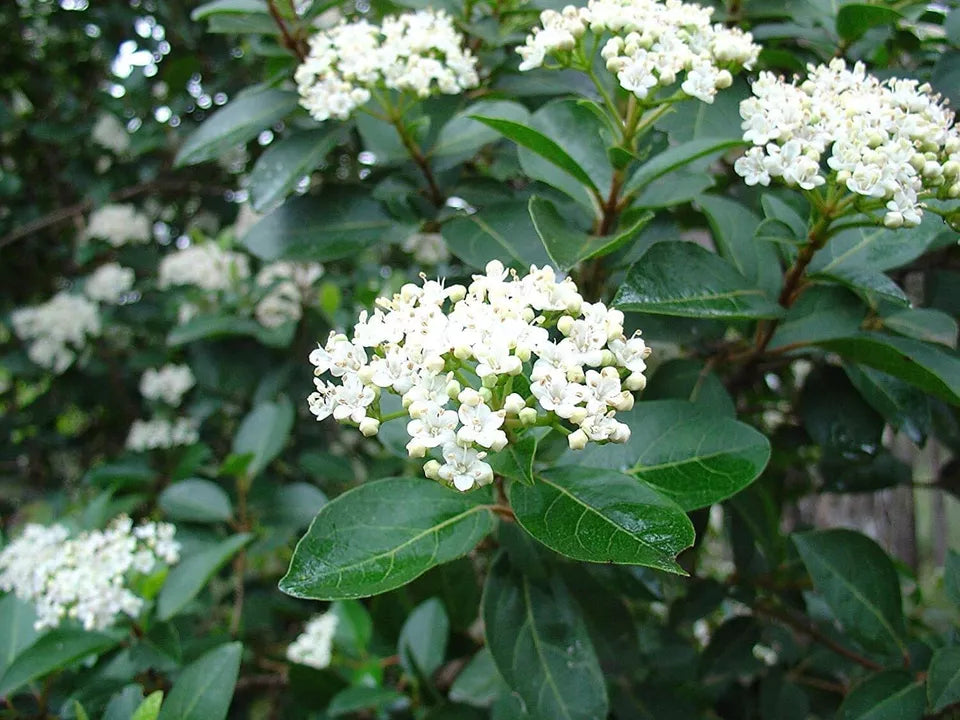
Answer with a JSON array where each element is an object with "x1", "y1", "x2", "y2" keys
[
  {"x1": 836, "y1": 4, "x2": 901, "y2": 41},
  {"x1": 928, "y1": 646, "x2": 960, "y2": 712},
  {"x1": 280, "y1": 477, "x2": 494, "y2": 600},
  {"x1": 232, "y1": 396, "x2": 294, "y2": 478},
  {"x1": 844, "y1": 364, "x2": 931, "y2": 444},
  {"x1": 398, "y1": 597, "x2": 449, "y2": 678},
  {"x1": 482, "y1": 553, "x2": 608, "y2": 720},
  {"x1": 614, "y1": 242, "x2": 784, "y2": 319},
  {"x1": 328, "y1": 687, "x2": 406, "y2": 717},
  {"x1": 157, "y1": 643, "x2": 242, "y2": 720},
  {"x1": 159, "y1": 479, "x2": 233, "y2": 523},
  {"x1": 633, "y1": 170, "x2": 714, "y2": 209},
  {"x1": 166, "y1": 314, "x2": 294, "y2": 348},
  {"x1": 882, "y1": 308, "x2": 957, "y2": 349},
  {"x1": 836, "y1": 671, "x2": 924, "y2": 720},
  {"x1": 470, "y1": 114, "x2": 600, "y2": 195},
  {"x1": 793, "y1": 529, "x2": 906, "y2": 657},
  {"x1": 248, "y1": 128, "x2": 344, "y2": 212},
  {"x1": 332, "y1": 600, "x2": 373, "y2": 655},
  {"x1": 0, "y1": 595, "x2": 38, "y2": 679},
  {"x1": 0, "y1": 628, "x2": 124, "y2": 697},
  {"x1": 815, "y1": 332, "x2": 960, "y2": 405},
  {"x1": 241, "y1": 190, "x2": 391, "y2": 262},
  {"x1": 528, "y1": 196, "x2": 624, "y2": 271},
  {"x1": 157, "y1": 534, "x2": 252, "y2": 620},
  {"x1": 810, "y1": 215, "x2": 942, "y2": 276},
  {"x1": 433, "y1": 100, "x2": 530, "y2": 165},
  {"x1": 563, "y1": 400, "x2": 770, "y2": 510},
  {"x1": 768, "y1": 285, "x2": 866, "y2": 350},
  {"x1": 191, "y1": 0, "x2": 266, "y2": 20},
  {"x1": 442, "y1": 201, "x2": 551, "y2": 269},
  {"x1": 947, "y1": 550, "x2": 960, "y2": 608},
  {"x1": 698, "y1": 194, "x2": 782, "y2": 296},
  {"x1": 265, "y1": 482, "x2": 329, "y2": 529},
  {"x1": 625, "y1": 138, "x2": 744, "y2": 194},
  {"x1": 449, "y1": 649, "x2": 505, "y2": 708},
  {"x1": 132, "y1": 691, "x2": 164, "y2": 720},
  {"x1": 175, "y1": 88, "x2": 297, "y2": 166},
  {"x1": 509, "y1": 466, "x2": 693, "y2": 572},
  {"x1": 644, "y1": 358, "x2": 735, "y2": 418},
  {"x1": 104, "y1": 685, "x2": 146, "y2": 720},
  {"x1": 487, "y1": 432, "x2": 538, "y2": 486},
  {"x1": 800, "y1": 366, "x2": 883, "y2": 456},
  {"x1": 654, "y1": 80, "x2": 748, "y2": 142}
]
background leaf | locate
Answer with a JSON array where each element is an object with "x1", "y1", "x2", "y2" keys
[{"x1": 157, "y1": 642, "x2": 242, "y2": 720}]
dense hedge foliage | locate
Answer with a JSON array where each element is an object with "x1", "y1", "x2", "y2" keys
[{"x1": 2, "y1": 0, "x2": 960, "y2": 719}]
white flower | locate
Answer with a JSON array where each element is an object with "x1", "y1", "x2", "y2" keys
[
  {"x1": 403, "y1": 232, "x2": 450, "y2": 265},
  {"x1": 407, "y1": 401, "x2": 459, "y2": 450},
  {"x1": 158, "y1": 242, "x2": 250, "y2": 291},
  {"x1": 0, "y1": 516, "x2": 180, "y2": 631},
  {"x1": 91, "y1": 113, "x2": 130, "y2": 154},
  {"x1": 518, "y1": 0, "x2": 759, "y2": 103},
  {"x1": 736, "y1": 59, "x2": 960, "y2": 226},
  {"x1": 140, "y1": 364, "x2": 195, "y2": 407},
  {"x1": 84, "y1": 263, "x2": 135, "y2": 304},
  {"x1": 254, "y1": 261, "x2": 323, "y2": 328},
  {"x1": 287, "y1": 612, "x2": 339, "y2": 669},
  {"x1": 331, "y1": 374, "x2": 376, "y2": 423},
  {"x1": 296, "y1": 9, "x2": 479, "y2": 122},
  {"x1": 457, "y1": 402, "x2": 506, "y2": 448},
  {"x1": 85, "y1": 204, "x2": 151, "y2": 247},
  {"x1": 437, "y1": 442, "x2": 494, "y2": 491},
  {"x1": 126, "y1": 416, "x2": 199, "y2": 451},
  {"x1": 12, "y1": 292, "x2": 101, "y2": 373}
]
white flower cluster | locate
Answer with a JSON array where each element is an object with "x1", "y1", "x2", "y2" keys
[
  {"x1": 287, "y1": 611, "x2": 339, "y2": 669},
  {"x1": 11, "y1": 292, "x2": 102, "y2": 373},
  {"x1": 517, "y1": 0, "x2": 759, "y2": 104},
  {"x1": 254, "y1": 261, "x2": 323, "y2": 329},
  {"x1": 403, "y1": 231, "x2": 450, "y2": 265},
  {"x1": 308, "y1": 261, "x2": 650, "y2": 491},
  {"x1": 735, "y1": 59, "x2": 960, "y2": 227},
  {"x1": 0, "y1": 516, "x2": 180, "y2": 631},
  {"x1": 126, "y1": 417, "x2": 199, "y2": 451},
  {"x1": 91, "y1": 113, "x2": 131, "y2": 155},
  {"x1": 85, "y1": 204, "x2": 152, "y2": 247},
  {"x1": 84, "y1": 262, "x2": 135, "y2": 304},
  {"x1": 295, "y1": 9, "x2": 479, "y2": 122},
  {"x1": 140, "y1": 364, "x2": 195, "y2": 407},
  {"x1": 158, "y1": 242, "x2": 250, "y2": 291}
]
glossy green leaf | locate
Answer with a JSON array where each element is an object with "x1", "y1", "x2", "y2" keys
[
  {"x1": 816, "y1": 266, "x2": 909, "y2": 308},
  {"x1": 882, "y1": 308, "x2": 958, "y2": 349},
  {"x1": 104, "y1": 685, "x2": 146, "y2": 720},
  {"x1": 815, "y1": 332, "x2": 960, "y2": 405},
  {"x1": 175, "y1": 87, "x2": 297, "y2": 166},
  {"x1": 563, "y1": 400, "x2": 770, "y2": 510},
  {"x1": 159, "y1": 478, "x2": 233, "y2": 523},
  {"x1": 442, "y1": 201, "x2": 552, "y2": 269},
  {"x1": 157, "y1": 642, "x2": 242, "y2": 720},
  {"x1": 248, "y1": 128, "x2": 344, "y2": 212},
  {"x1": 449, "y1": 649, "x2": 505, "y2": 708},
  {"x1": 482, "y1": 553, "x2": 608, "y2": 720},
  {"x1": 836, "y1": 4, "x2": 901, "y2": 41},
  {"x1": 928, "y1": 646, "x2": 960, "y2": 712},
  {"x1": 793, "y1": 529, "x2": 906, "y2": 657},
  {"x1": 614, "y1": 242, "x2": 784, "y2": 319},
  {"x1": 433, "y1": 100, "x2": 530, "y2": 164},
  {"x1": 633, "y1": 169, "x2": 714, "y2": 209},
  {"x1": 280, "y1": 477, "x2": 494, "y2": 600},
  {"x1": 232, "y1": 396, "x2": 294, "y2": 478},
  {"x1": 132, "y1": 691, "x2": 164, "y2": 720},
  {"x1": 328, "y1": 686, "x2": 406, "y2": 717},
  {"x1": 487, "y1": 433, "x2": 538, "y2": 486},
  {"x1": 331, "y1": 600, "x2": 373, "y2": 655},
  {"x1": 0, "y1": 595, "x2": 38, "y2": 679},
  {"x1": 470, "y1": 114, "x2": 599, "y2": 195},
  {"x1": 655, "y1": 80, "x2": 748, "y2": 142},
  {"x1": 398, "y1": 597, "x2": 449, "y2": 678},
  {"x1": 644, "y1": 358, "x2": 735, "y2": 418},
  {"x1": 800, "y1": 366, "x2": 883, "y2": 456},
  {"x1": 265, "y1": 481, "x2": 329, "y2": 529},
  {"x1": 698, "y1": 194, "x2": 782, "y2": 296},
  {"x1": 191, "y1": 0, "x2": 266, "y2": 20},
  {"x1": 528, "y1": 196, "x2": 627, "y2": 271},
  {"x1": 166, "y1": 313, "x2": 294, "y2": 348},
  {"x1": 946, "y1": 550, "x2": 960, "y2": 608},
  {"x1": 241, "y1": 190, "x2": 391, "y2": 262},
  {"x1": 0, "y1": 628, "x2": 124, "y2": 697},
  {"x1": 844, "y1": 364, "x2": 931, "y2": 444},
  {"x1": 810, "y1": 215, "x2": 942, "y2": 276},
  {"x1": 625, "y1": 138, "x2": 744, "y2": 195},
  {"x1": 157, "y1": 533, "x2": 252, "y2": 620},
  {"x1": 836, "y1": 671, "x2": 924, "y2": 720},
  {"x1": 768, "y1": 285, "x2": 866, "y2": 350},
  {"x1": 509, "y1": 467, "x2": 693, "y2": 572}
]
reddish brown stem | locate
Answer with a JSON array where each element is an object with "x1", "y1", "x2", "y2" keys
[{"x1": 266, "y1": 0, "x2": 306, "y2": 61}]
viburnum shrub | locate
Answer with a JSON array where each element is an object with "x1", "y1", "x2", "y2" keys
[{"x1": 2, "y1": 0, "x2": 960, "y2": 718}]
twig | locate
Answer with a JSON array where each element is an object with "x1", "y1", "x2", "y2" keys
[{"x1": 266, "y1": 0, "x2": 306, "y2": 61}]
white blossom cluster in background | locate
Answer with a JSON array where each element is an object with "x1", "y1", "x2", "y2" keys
[
  {"x1": 403, "y1": 231, "x2": 450, "y2": 265},
  {"x1": 287, "y1": 611, "x2": 339, "y2": 669},
  {"x1": 84, "y1": 262, "x2": 136, "y2": 304},
  {"x1": 308, "y1": 261, "x2": 650, "y2": 491},
  {"x1": 11, "y1": 292, "x2": 102, "y2": 373},
  {"x1": 126, "y1": 416, "x2": 199, "y2": 451},
  {"x1": 140, "y1": 364, "x2": 195, "y2": 407},
  {"x1": 735, "y1": 59, "x2": 960, "y2": 227},
  {"x1": 295, "y1": 9, "x2": 479, "y2": 122},
  {"x1": 158, "y1": 242, "x2": 251, "y2": 291},
  {"x1": 517, "y1": 0, "x2": 759, "y2": 104},
  {"x1": 254, "y1": 261, "x2": 323, "y2": 329},
  {"x1": 85, "y1": 204, "x2": 152, "y2": 247},
  {"x1": 0, "y1": 516, "x2": 180, "y2": 631},
  {"x1": 91, "y1": 113, "x2": 131, "y2": 155}
]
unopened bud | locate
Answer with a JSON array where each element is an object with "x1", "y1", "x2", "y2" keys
[
  {"x1": 557, "y1": 315, "x2": 575, "y2": 336},
  {"x1": 446, "y1": 284, "x2": 466, "y2": 302},
  {"x1": 481, "y1": 373, "x2": 498, "y2": 389},
  {"x1": 446, "y1": 380, "x2": 462, "y2": 399},
  {"x1": 625, "y1": 372, "x2": 647, "y2": 391},
  {"x1": 423, "y1": 459, "x2": 441, "y2": 479},
  {"x1": 568, "y1": 429, "x2": 588, "y2": 450},
  {"x1": 459, "y1": 388, "x2": 482, "y2": 406},
  {"x1": 359, "y1": 418, "x2": 380, "y2": 437},
  {"x1": 357, "y1": 365, "x2": 375, "y2": 384},
  {"x1": 479, "y1": 387, "x2": 493, "y2": 403},
  {"x1": 504, "y1": 393, "x2": 526, "y2": 414},
  {"x1": 715, "y1": 69, "x2": 733, "y2": 89},
  {"x1": 519, "y1": 407, "x2": 538, "y2": 426}
]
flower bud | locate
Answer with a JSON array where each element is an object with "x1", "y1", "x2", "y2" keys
[
  {"x1": 446, "y1": 379, "x2": 462, "y2": 399},
  {"x1": 611, "y1": 391, "x2": 634, "y2": 412},
  {"x1": 453, "y1": 345, "x2": 473, "y2": 360},
  {"x1": 359, "y1": 418, "x2": 380, "y2": 437},
  {"x1": 715, "y1": 69, "x2": 733, "y2": 89},
  {"x1": 481, "y1": 373, "x2": 498, "y2": 389},
  {"x1": 625, "y1": 372, "x2": 647, "y2": 391},
  {"x1": 357, "y1": 365, "x2": 375, "y2": 384},
  {"x1": 406, "y1": 440, "x2": 427, "y2": 458},
  {"x1": 459, "y1": 388, "x2": 482, "y2": 406},
  {"x1": 408, "y1": 401, "x2": 429, "y2": 419},
  {"x1": 557, "y1": 315, "x2": 575, "y2": 336},
  {"x1": 423, "y1": 459, "x2": 441, "y2": 479},
  {"x1": 446, "y1": 284, "x2": 466, "y2": 302},
  {"x1": 568, "y1": 429, "x2": 588, "y2": 450},
  {"x1": 568, "y1": 407, "x2": 588, "y2": 424},
  {"x1": 519, "y1": 407, "x2": 538, "y2": 426},
  {"x1": 884, "y1": 212, "x2": 904, "y2": 229},
  {"x1": 424, "y1": 355, "x2": 446, "y2": 373},
  {"x1": 515, "y1": 346, "x2": 532, "y2": 362},
  {"x1": 490, "y1": 435, "x2": 508, "y2": 452},
  {"x1": 504, "y1": 393, "x2": 526, "y2": 414},
  {"x1": 566, "y1": 366, "x2": 585, "y2": 383},
  {"x1": 479, "y1": 387, "x2": 494, "y2": 403}
]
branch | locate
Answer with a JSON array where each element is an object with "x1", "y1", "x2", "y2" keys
[{"x1": 267, "y1": 0, "x2": 306, "y2": 62}]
